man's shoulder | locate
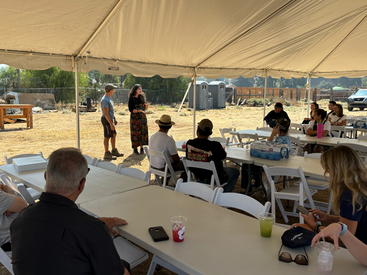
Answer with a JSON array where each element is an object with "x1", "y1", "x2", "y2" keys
[
  {"x1": 101, "y1": 95, "x2": 111, "y2": 103},
  {"x1": 15, "y1": 200, "x2": 105, "y2": 235}
]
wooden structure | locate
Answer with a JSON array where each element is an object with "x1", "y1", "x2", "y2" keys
[
  {"x1": 236, "y1": 87, "x2": 320, "y2": 101},
  {"x1": 0, "y1": 104, "x2": 33, "y2": 130}
]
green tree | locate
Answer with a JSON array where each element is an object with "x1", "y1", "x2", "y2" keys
[
  {"x1": 124, "y1": 74, "x2": 189, "y2": 104},
  {"x1": 361, "y1": 76, "x2": 367, "y2": 87},
  {"x1": 0, "y1": 66, "x2": 18, "y2": 90},
  {"x1": 21, "y1": 67, "x2": 89, "y2": 103},
  {"x1": 88, "y1": 70, "x2": 120, "y2": 86}
]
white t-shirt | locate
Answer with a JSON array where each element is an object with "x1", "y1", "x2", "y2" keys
[
  {"x1": 149, "y1": 131, "x2": 178, "y2": 169},
  {"x1": 0, "y1": 190, "x2": 17, "y2": 246},
  {"x1": 328, "y1": 114, "x2": 347, "y2": 124},
  {"x1": 308, "y1": 120, "x2": 331, "y2": 137}
]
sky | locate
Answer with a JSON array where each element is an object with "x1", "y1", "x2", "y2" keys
[{"x1": 0, "y1": 64, "x2": 7, "y2": 69}]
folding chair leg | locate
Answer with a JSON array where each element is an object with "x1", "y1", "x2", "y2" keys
[
  {"x1": 147, "y1": 255, "x2": 189, "y2": 275},
  {"x1": 276, "y1": 198, "x2": 289, "y2": 223}
]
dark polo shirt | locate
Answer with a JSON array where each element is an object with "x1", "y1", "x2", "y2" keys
[{"x1": 10, "y1": 192, "x2": 125, "y2": 275}]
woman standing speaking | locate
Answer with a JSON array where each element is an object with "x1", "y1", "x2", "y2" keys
[{"x1": 128, "y1": 84, "x2": 150, "y2": 154}]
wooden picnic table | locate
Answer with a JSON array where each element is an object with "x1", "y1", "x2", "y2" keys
[{"x1": 0, "y1": 104, "x2": 34, "y2": 130}]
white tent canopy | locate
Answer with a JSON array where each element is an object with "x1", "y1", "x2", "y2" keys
[{"x1": 1, "y1": 0, "x2": 367, "y2": 79}]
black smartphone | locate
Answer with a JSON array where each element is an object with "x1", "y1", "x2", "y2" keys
[
  {"x1": 149, "y1": 226, "x2": 169, "y2": 242},
  {"x1": 296, "y1": 205, "x2": 309, "y2": 215}
]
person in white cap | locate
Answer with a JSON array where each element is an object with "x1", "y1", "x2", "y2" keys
[{"x1": 149, "y1": 115, "x2": 186, "y2": 180}]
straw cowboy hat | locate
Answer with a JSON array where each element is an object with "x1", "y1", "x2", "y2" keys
[{"x1": 155, "y1": 114, "x2": 175, "y2": 126}]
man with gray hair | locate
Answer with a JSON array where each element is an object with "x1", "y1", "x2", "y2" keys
[{"x1": 10, "y1": 148, "x2": 130, "y2": 275}]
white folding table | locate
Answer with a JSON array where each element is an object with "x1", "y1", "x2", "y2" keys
[
  {"x1": 80, "y1": 186, "x2": 367, "y2": 275},
  {"x1": 0, "y1": 164, "x2": 149, "y2": 205}
]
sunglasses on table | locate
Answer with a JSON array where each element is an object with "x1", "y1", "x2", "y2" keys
[{"x1": 278, "y1": 244, "x2": 309, "y2": 265}]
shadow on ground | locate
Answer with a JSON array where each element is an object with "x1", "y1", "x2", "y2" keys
[{"x1": 119, "y1": 153, "x2": 147, "y2": 168}]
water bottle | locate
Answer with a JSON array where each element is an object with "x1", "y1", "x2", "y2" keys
[
  {"x1": 281, "y1": 147, "x2": 289, "y2": 159},
  {"x1": 317, "y1": 123, "x2": 323, "y2": 138}
]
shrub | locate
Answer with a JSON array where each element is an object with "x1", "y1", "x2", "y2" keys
[
  {"x1": 118, "y1": 111, "x2": 127, "y2": 116},
  {"x1": 146, "y1": 110, "x2": 154, "y2": 114},
  {"x1": 157, "y1": 105, "x2": 166, "y2": 111},
  {"x1": 179, "y1": 112, "x2": 188, "y2": 116}
]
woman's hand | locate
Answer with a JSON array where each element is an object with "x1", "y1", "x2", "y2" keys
[
  {"x1": 309, "y1": 209, "x2": 334, "y2": 223},
  {"x1": 301, "y1": 213, "x2": 318, "y2": 230},
  {"x1": 311, "y1": 223, "x2": 341, "y2": 249}
]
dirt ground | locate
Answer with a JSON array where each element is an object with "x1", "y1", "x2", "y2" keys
[{"x1": 0, "y1": 99, "x2": 362, "y2": 274}]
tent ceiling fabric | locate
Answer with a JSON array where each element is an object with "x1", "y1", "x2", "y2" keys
[{"x1": 1, "y1": 0, "x2": 367, "y2": 79}]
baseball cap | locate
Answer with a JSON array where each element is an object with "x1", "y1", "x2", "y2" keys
[
  {"x1": 105, "y1": 84, "x2": 117, "y2": 92},
  {"x1": 198, "y1": 119, "x2": 213, "y2": 131},
  {"x1": 275, "y1": 102, "x2": 283, "y2": 108}
]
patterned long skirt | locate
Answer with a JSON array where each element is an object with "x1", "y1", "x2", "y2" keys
[{"x1": 130, "y1": 112, "x2": 148, "y2": 148}]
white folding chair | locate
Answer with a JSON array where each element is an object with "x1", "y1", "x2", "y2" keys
[
  {"x1": 0, "y1": 174, "x2": 36, "y2": 205},
  {"x1": 117, "y1": 166, "x2": 151, "y2": 183},
  {"x1": 0, "y1": 247, "x2": 13, "y2": 275},
  {"x1": 182, "y1": 157, "x2": 227, "y2": 190},
  {"x1": 237, "y1": 133, "x2": 259, "y2": 148},
  {"x1": 148, "y1": 255, "x2": 189, "y2": 275},
  {"x1": 96, "y1": 162, "x2": 118, "y2": 172},
  {"x1": 289, "y1": 136, "x2": 303, "y2": 156},
  {"x1": 289, "y1": 123, "x2": 303, "y2": 131},
  {"x1": 4, "y1": 152, "x2": 44, "y2": 165},
  {"x1": 113, "y1": 237, "x2": 148, "y2": 269},
  {"x1": 174, "y1": 178, "x2": 218, "y2": 203},
  {"x1": 263, "y1": 165, "x2": 317, "y2": 224},
  {"x1": 336, "y1": 142, "x2": 367, "y2": 164},
  {"x1": 358, "y1": 133, "x2": 367, "y2": 141},
  {"x1": 145, "y1": 147, "x2": 182, "y2": 188},
  {"x1": 330, "y1": 126, "x2": 345, "y2": 138},
  {"x1": 299, "y1": 152, "x2": 332, "y2": 214},
  {"x1": 208, "y1": 137, "x2": 229, "y2": 145},
  {"x1": 213, "y1": 188, "x2": 271, "y2": 218},
  {"x1": 219, "y1": 127, "x2": 239, "y2": 145},
  {"x1": 83, "y1": 154, "x2": 99, "y2": 166}
]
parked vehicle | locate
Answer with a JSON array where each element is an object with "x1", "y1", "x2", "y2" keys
[{"x1": 347, "y1": 89, "x2": 367, "y2": 111}]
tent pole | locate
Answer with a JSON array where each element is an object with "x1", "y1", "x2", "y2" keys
[
  {"x1": 193, "y1": 75, "x2": 197, "y2": 138},
  {"x1": 307, "y1": 74, "x2": 311, "y2": 115},
  {"x1": 174, "y1": 78, "x2": 193, "y2": 123},
  {"x1": 75, "y1": 62, "x2": 80, "y2": 149},
  {"x1": 263, "y1": 71, "x2": 268, "y2": 126}
]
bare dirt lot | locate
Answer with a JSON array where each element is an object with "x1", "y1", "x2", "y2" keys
[
  {"x1": 0, "y1": 99, "x2": 361, "y2": 274},
  {"x1": 1, "y1": 99, "x2": 356, "y2": 167}
]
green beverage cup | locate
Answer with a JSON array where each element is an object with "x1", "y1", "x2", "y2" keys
[{"x1": 258, "y1": 212, "x2": 274, "y2": 237}]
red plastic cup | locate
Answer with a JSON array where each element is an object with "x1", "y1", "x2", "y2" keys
[{"x1": 171, "y1": 216, "x2": 187, "y2": 242}]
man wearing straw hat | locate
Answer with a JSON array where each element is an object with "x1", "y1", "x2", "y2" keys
[{"x1": 149, "y1": 115, "x2": 186, "y2": 179}]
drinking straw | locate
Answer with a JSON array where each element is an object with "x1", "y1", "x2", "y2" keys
[{"x1": 321, "y1": 228, "x2": 326, "y2": 242}]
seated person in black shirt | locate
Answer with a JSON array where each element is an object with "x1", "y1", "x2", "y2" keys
[
  {"x1": 10, "y1": 148, "x2": 131, "y2": 275},
  {"x1": 264, "y1": 102, "x2": 291, "y2": 128},
  {"x1": 185, "y1": 119, "x2": 239, "y2": 192}
]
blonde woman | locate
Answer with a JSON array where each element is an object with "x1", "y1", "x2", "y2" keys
[{"x1": 292, "y1": 146, "x2": 367, "y2": 245}]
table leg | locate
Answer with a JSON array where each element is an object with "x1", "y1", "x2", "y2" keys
[
  {"x1": 0, "y1": 108, "x2": 4, "y2": 130},
  {"x1": 243, "y1": 163, "x2": 252, "y2": 195},
  {"x1": 29, "y1": 108, "x2": 33, "y2": 128}
]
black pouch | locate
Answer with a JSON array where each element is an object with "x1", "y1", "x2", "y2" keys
[{"x1": 281, "y1": 226, "x2": 316, "y2": 248}]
